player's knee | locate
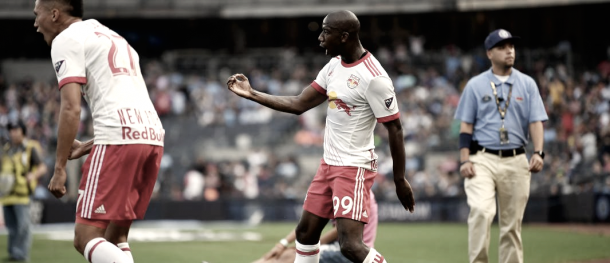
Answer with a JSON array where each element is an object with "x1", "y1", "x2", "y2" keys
[
  {"x1": 294, "y1": 224, "x2": 315, "y2": 244},
  {"x1": 294, "y1": 226, "x2": 309, "y2": 243}
]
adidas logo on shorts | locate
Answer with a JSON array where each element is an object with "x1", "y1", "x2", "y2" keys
[
  {"x1": 94, "y1": 205, "x2": 106, "y2": 214},
  {"x1": 363, "y1": 210, "x2": 368, "y2": 218}
]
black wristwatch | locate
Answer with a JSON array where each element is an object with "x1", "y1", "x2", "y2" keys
[{"x1": 534, "y1": 151, "x2": 545, "y2": 159}]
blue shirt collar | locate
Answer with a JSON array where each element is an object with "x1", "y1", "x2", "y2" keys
[{"x1": 486, "y1": 68, "x2": 517, "y2": 86}]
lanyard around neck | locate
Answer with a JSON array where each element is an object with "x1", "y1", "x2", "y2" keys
[{"x1": 490, "y1": 82, "x2": 512, "y2": 120}]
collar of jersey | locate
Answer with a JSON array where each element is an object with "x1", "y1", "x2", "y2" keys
[{"x1": 341, "y1": 51, "x2": 371, "y2": 68}]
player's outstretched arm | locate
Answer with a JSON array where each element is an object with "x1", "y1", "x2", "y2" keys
[
  {"x1": 227, "y1": 73, "x2": 327, "y2": 115},
  {"x1": 49, "y1": 83, "x2": 81, "y2": 198},
  {"x1": 382, "y1": 118, "x2": 415, "y2": 213}
]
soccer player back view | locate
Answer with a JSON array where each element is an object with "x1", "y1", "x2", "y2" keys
[
  {"x1": 34, "y1": 0, "x2": 164, "y2": 262},
  {"x1": 227, "y1": 10, "x2": 415, "y2": 263}
]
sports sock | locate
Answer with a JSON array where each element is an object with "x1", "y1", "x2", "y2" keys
[
  {"x1": 363, "y1": 248, "x2": 388, "y2": 263},
  {"x1": 294, "y1": 240, "x2": 320, "y2": 263},
  {"x1": 84, "y1": 237, "x2": 130, "y2": 263},
  {"x1": 117, "y1": 243, "x2": 134, "y2": 263}
]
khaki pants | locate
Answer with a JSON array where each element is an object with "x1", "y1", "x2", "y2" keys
[{"x1": 465, "y1": 151, "x2": 530, "y2": 263}]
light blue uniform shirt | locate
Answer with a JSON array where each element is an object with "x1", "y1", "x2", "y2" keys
[{"x1": 454, "y1": 68, "x2": 548, "y2": 149}]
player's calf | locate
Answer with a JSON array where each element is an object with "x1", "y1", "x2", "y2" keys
[{"x1": 338, "y1": 239, "x2": 366, "y2": 262}]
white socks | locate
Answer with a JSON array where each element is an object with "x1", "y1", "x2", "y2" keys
[
  {"x1": 117, "y1": 243, "x2": 134, "y2": 263},
  {"x1": 294, "y1": 240, "x2": 320, "y2": 263},
  {"x1": 84, "y1": 238, "x2": 131, "y2": 263},
  {"x1": 363, "y1": 248, "x2": 388, "y2": 263}
]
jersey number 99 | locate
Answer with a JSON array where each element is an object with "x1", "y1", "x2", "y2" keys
[{"x1": 333, "y1": 195, "x2": 354, "y2": 216}]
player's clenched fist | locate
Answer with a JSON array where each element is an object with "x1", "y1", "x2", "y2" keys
[
  {"x1": 48, "y1": 167, "x2": 67, "y2": 198},
  {"x1": 227, "y1": 73, "x2": 253, "y2": 99}
]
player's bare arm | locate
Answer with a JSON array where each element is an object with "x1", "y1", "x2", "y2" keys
[
  {"x1": 68, "y1": 139, "x2": 94, "y2": 160},
  {"x1": 49, "y1": 82, "x2": 81, "y2": 198},
  {"x1": 227, "y1": 73, "x2": 327, "y2": 115},
  {"x1": 459, "y1": 122, "x2": 476, "y2": 178},
  {"x1": 528, "y1": 121, "x2": 544, "y2": 173},
  {"x1": 383, "y1": 118, "x2": 415, "y2": 213}
]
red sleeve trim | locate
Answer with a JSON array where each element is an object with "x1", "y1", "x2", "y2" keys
[
  {"x1": 377, "y1": 112, "x2": 400, "y2": 123},
  {"x1": 311, "y1": 81, "x2": 327, "y2": 96},
  {"x1": 58, "y1": 77, "x2": 87, "y2": 90}
]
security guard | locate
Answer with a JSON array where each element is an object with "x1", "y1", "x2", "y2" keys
[
  {"x1": 1, "y1": 121, "x2": 47, "y2": 262},
  {"x1": 454, "y1": 29, "x2": 548, "y2": 263}
]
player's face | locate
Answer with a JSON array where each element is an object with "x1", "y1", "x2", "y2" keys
[
  {"x1": 318, "y1": 17, "x2": 344, "y2": 57},
  {"x1": 33, "y1": 0, "x2": 54, "y2": 46},
  {"x1": 488, "y1": 42, "x2": 515, "y2": 69}
]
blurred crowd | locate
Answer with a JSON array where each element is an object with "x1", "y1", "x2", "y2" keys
[{"x1": 1, "y1": 41, "x2": 610, "y2": 202}]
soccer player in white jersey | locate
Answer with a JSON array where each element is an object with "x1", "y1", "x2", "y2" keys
[
  {"x1": 34, "y1": 0, "x2": 165, "y2": 262},
  {"x1": 227, "y1": 10, "x2": 415, "y2": 263}
]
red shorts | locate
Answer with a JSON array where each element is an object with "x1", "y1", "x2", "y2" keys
[
  {"x1": 76, "y1": 144, "x2": 163, "y2": 228},
  {"x1": 303, "y1": 159, "x2": 376, "y2": 223}
]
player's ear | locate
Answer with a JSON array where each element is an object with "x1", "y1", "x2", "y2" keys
[
  {"x1": 341, "y1": 32, "x2": 349, "y2": 43},
  {"x1": 486, "y1": 50, "x2": 493, "y2": 60},
  {"x1": 51, "y1": 8, "x2": 59, "y2": 21}
]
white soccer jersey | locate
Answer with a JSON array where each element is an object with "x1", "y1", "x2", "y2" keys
[
  {"x1": 311, "y1": 52, "x2": 399, "y2": 171},
  {"x1": 51, "y1": 19, "x2": 164, "y2": 146}
]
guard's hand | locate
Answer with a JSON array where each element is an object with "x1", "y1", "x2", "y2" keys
[
  {"x1": 227, "y1": 74, "x2": 253, "y2": 99},
  {"x1": 529, "y1": 154, "x2": 544, "y2": 173},
  {"x1": 68, "y1": 139, "x2": 85, "y2": 160},
  {"x1": 48, "y1": 167, "x2": 67, "y2": 199},
  {"x1": 394, "y1": 177, "x2": 415, "y2": 213},
  {"x1": 460, "y1": 162, "x2": 476, "y2": 179},
  {"x1": 263, "y1": 243, "x2": 286, "y2": 260}
]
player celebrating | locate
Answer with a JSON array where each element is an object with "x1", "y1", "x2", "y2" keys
[
  {"x1": 34, "y1": 0, "x2": 165, "y2": 262},
  {"x1": 227, "y1": 10, "x2": 414, "y2": 263}
]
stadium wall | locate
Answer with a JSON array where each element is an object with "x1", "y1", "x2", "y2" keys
[{"x1": 36, "y1": 193, "x2": 610, "y2": 224}]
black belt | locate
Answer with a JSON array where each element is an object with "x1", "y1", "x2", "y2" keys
[{"x1": 474, "y1": 144, "x2": 525, "y2": 158}]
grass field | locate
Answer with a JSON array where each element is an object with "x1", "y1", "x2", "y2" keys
[{"x1": 2, "y1": 222, "x2": 609, "y2": 263}]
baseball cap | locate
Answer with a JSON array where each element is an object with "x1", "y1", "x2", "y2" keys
[{"x1": 484, "y1": 29, "x2": 520, "y2": 50}]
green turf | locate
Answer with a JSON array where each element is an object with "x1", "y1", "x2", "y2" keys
[{"x1": 1, "y1": 223, "x2": 608, "y2": 263}]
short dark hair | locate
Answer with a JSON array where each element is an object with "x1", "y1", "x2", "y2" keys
[
  {"x1": 7, "y1": 121, "x2": 26, "y2": 136},
  {"x1": 40, "y1": 0, "x2": 83, "y2": 18}
]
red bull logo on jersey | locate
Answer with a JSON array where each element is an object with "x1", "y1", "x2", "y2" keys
[
  {"x1": 347, "y1": 74, "x2": 360, "y2": 89},
  {"x1": 328, "y1": 91, "x2": 356, "y2": 116}
]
